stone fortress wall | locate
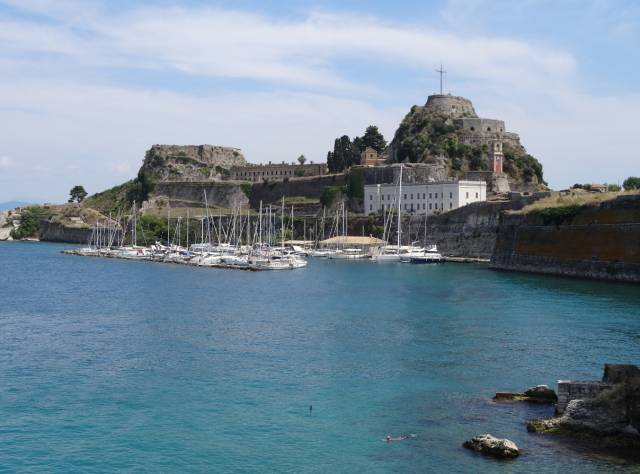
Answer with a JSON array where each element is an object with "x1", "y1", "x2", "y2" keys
[
  {"x1": 229, "y1": 162, "x2": 326, "y2": 182},
  {"x1": 424, "y1": 94, "x2": 478, "y2": 118},
  {"x1": 490, "y1": 194, "x2": 640, "y2": 283}
]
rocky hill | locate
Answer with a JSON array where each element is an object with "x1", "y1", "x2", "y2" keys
[
  {"x1": 385, "y1": 94, "x2": 546, "y2": 191},
  {"x1": 140, "y1": 145, "x2": 247, "y2": 182}
]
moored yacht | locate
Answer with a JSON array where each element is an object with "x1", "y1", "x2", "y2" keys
[{"x1": 408, "y1": 245, "x2": 445, "y2": 264}]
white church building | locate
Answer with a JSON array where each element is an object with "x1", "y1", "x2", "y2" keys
[{"x1": 364, "y1": 180, "x2": 487, "y2": 216}]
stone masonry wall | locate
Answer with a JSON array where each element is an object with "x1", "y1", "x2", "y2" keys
[
  {"x1": 556, "y1": 381, "x2": 612, "y2": 414},
  {"x1": 490, "y1": 194, "x2": 640, "y2": 283},
  {"x1": 150, "y1": 181, "x2": 250, "y2": 209},
  {"x1": 39, "y1": 221, "x2": 93, "y2": 244}
]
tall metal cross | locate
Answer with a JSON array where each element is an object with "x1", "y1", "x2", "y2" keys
[{"x1": 436, "y1": 64, "x2": 447, "y2": 95}]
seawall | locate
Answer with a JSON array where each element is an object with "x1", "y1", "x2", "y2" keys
[
  {"x1": 420, "y1": 196, "x2": 536, "y2": 258},
  {"x1": 39, "y1": 221, "x2": 92, "y2": 244},
  {"x1": 490, "y1": 194, "x2": 640, "y2": 283}
]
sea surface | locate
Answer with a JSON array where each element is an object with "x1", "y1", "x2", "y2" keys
[{"x1": 1, "y1": 242, "x2": 640, "y2": 473}]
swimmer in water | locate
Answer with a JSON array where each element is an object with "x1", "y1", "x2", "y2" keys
[{"x1": 385, "y1": 434, "x2": 406, "y2": 442}]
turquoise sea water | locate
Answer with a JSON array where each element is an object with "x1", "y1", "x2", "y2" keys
[{"x1": 1, "y1": 242, "x2": 640, "y2": 473}]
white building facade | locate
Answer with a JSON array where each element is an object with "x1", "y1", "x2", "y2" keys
[{"x1": 364, "y1": 180, "x2": 487, "y2": 216}]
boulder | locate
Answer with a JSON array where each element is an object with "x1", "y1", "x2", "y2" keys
[
  {"x1": 524, "y1": 385, "x2": 557, "y2": 403},
  {"x1": 463, "y1": 434, "x2": 521, "y2": 459},
  {"x1": 494, "y1": 392, "x2": 526, "y2": 402},
  {"x1": 527, "y1": 417, "x2": 561, "y2": 433}
]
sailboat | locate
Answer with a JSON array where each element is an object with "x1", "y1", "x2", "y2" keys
[
  {"x1": 404, "y1": 208, "x2": 445, "y2": 264},
  {"x1": 372, "y1": 165, "x2": 404, "y2": 262}
]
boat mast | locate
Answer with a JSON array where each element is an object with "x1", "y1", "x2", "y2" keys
[
  {"x1": 132, "y1": 201, "x2": 137, "y2": 247},
  {"x1": 258, "y1": 200, "x2": 263, "y2": 247},
  {"x1": 397, "y1": 165, "x2": 403, "y2": 253}
]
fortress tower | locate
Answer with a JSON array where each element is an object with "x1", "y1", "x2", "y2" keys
[{"x1": 488, "y1": 141, "x2": 504, "y2": 174}]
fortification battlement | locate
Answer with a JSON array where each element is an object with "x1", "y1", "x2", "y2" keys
[
  {"x1": 455, "y1": 118, "x2": 506, "y2": 133},
  {"x1": 424, "y1": 94, "x2": 477, "y2": 118}
]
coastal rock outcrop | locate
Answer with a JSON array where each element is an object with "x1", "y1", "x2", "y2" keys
[
  {"x1": 493, "y1": 385, "x2": 557, "y2": 404},
  {"x1": 527, "y1": 365, "x2": 640, "y2": 444},
  {"x1": 463, "y1": 434, "x2": 521, "y2": 458},
  {"x1": 524, "y1": 385, "x2": 558, "y2": 403}
]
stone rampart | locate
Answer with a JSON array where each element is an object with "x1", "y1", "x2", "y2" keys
[
  {"x1": 150, "y1": 181, "x2": 250, "y2": 209},
  {"x1": 490, "y1": 194, "x2": 640, "y2": 282},
  {"x1": 361, "y1": 163, "x2": 448, "y2": 185},
  {"x1": 248, "y1": 174, "x2": 347, "y2": 208},
  {"x1": 39, "y1": 221, "x2": 92, "y2": 244},
  {"x1": 424, "y1": 94, "x2": 477, "y2": 118}
]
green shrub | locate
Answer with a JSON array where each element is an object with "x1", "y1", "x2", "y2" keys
[
  {"x1": 536, "y1": 205, "x2": 581, "y2": 225},
  {"x1": 623, "y1": 176, "x2": 640, "y2": 190},
  {"x1": 240, "y1": 183, "x2": 252, "y2": 198},
  {"x1": 320, "y1": 186, "x2": 341, "y2": 208},
  {"x1": 346, "y1": 169, "x2": 364, "y2": 199},
  {"x1": 10, "y1": 206, "x2": 52, "y2": 239}
]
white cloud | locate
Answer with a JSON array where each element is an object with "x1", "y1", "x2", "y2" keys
[
  {"x1": 0, "y1": 81, "x2": 403, "y2": 200},
  {"x1": 0, "y1": 1, "x2": 636, "y2": 199},
  {"x1": 0, "y1": 155, "x2": 13, "y2": 170},
  {"x1": 0, "y1": 2, "x2": 575, "y2": 92}
]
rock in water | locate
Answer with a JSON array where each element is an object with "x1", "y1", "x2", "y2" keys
[
  {"x1": 524, "y1": 385, "x2": 558, "y2": 403},
  {"x1": 463, "y1": 434, "x2": 521, "y2": 458}
]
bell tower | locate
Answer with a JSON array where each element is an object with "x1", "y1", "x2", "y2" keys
[{"x1": 488, "y1": 140, "x2": 504, "y2": 174}]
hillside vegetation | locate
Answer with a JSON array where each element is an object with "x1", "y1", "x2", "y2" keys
[{"x1": 388, "y1": 104, "x2": 545, "y2": 186}]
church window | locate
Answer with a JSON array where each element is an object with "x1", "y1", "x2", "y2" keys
[
  {"x1": 450, "y1": 202, "x2": 453, "y2": 209},
  {"x1": 466, "y1": 192, "x2": 469, "y2": 198},
  {"x1": 429, "y1": 203, "x2": 432, "y2": 210},
  {"x1": 476, "y1": 192, "x2": 479, "y2": 198}
]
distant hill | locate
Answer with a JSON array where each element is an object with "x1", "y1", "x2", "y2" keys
[{"x1": 0, "y1": 201, "x2": 32, "y2": 211}]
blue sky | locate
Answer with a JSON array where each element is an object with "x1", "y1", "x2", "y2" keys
[{"x1": 0, "y1": 0, "x2": 639, "y2": 202}]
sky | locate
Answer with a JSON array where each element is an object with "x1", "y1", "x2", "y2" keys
[{"x1": 0, "y1": 0, "x2": 639, "y2": 202}]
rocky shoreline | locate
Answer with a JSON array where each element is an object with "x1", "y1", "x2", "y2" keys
[
  {"x1": 488, "y1": 364, "x2": 640, "y2": 462},
  {"x1": 526, "y1": 365, "x2": 640, "y2": 444}
]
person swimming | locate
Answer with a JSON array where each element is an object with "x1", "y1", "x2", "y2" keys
[{"x1": 384, "y1": 434, "x2": 416, "y2": 442}]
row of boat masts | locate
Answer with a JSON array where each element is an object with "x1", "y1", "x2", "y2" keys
[{"x1": 72, "y1": 169, "x2": 445, "y2": 269}]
